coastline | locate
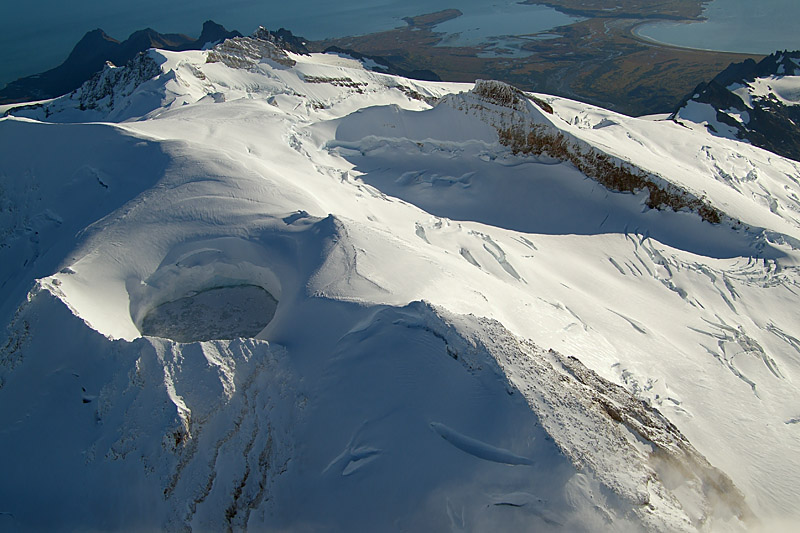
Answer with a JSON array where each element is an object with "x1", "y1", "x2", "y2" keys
[
  {"x1": 3, "y1": 2, "x2": 769, "y2": 117},
  {"x1": 628, "y1": 19, "x2": 761, "y2": 56},
  {"x1": 520, "y1": 0, "x2": 709, "y2": 21},
  {"x1": 316, "y1": 6, "x2": 764, "y2": 116}
]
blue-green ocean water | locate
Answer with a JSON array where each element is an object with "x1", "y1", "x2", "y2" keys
[{"x1": 2, "y1": 0, "x2": 798, "y2": 89}]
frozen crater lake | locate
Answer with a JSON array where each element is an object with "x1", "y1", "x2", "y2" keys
[{"x1": 139, "y1": 284, "x2": 278, "y2": 342}]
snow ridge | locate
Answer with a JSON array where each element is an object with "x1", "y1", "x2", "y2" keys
[{"x1": 447, "y1": 81, "x2": 723, "y2": 225}]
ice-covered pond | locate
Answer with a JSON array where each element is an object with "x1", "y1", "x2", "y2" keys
[{"x1": 140, "y1": 284, "x2": 278, "y2": 343}]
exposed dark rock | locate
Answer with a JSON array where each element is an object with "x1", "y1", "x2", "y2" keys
[
  {"x1": 672, "y1": 50, "x2": 800, "y2": 162},
  {"x1": 252, "y1": 27, "x2": 311, "y2": 55},
  {"x1": 455, "y1": 80, "x2": 723, "y2": 224},
  {"x1": 0, "y1": 21, "x2": 241, "y2": 104},
  {"x1": 711, "y1": 51, "x2": 800, "y2": 86},
  {"x1": 191, "y1": 20, "x2": 243, "y2": 50}
]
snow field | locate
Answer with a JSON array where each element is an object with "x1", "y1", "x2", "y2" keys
[{"x1": 1, "y1": 37, "x2": 799, "y2": 530}]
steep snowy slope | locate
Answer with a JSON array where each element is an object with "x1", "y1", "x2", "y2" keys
[{"x1": 2, "y1": 30, "x2": 799, "y2": 531}]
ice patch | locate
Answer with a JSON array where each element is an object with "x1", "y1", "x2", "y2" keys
[
  {"x1": 728, "y1": 83, "x2": 754, "y2": 108},
  {"x1": 747, "y1": 76, "x2": 800, "y2": 106},
  {"x1": 677, "y1": 101, "x2": 739, "y2": 139},
  {"x1": 139, "y1": 284, "x2": 277, "y2": 342},
  {"x1": 723, "y1": 107, "x2": 750, "y2": 124}
]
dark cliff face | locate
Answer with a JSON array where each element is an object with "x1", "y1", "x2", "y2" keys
[
  {"x1": 672, "y1": 51, "x2": 800, "y2": 162},
  {"x1": 0, "y1": 21, "x2": 241, "y2": 105},
  {"x1": 252, "y1": 27, "x2": 311, "y2": 56},
  {"x1": 711, "y1": 51, "x2": 800, "y2": 86},
  {"x1": 193, "y1": 20, "x2": 242, "y2": 50}
]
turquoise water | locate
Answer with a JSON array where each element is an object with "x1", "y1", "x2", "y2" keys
[
  {"x1": 0, "y1": 1, "x2": 573, "y2": 88},
  {"x1": 636, "y1": 0, "x2": 800, "y2": 55},
  {"x1": 3, "y1": 0, "x2": 798, "y2": 89},
  {"x1": 433, "y1": 3, "x2": 577, "y2": 47}
]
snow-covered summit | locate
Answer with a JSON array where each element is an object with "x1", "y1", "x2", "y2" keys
[{"x1": 1, "y1": 34, "x2": 800, "y2": 532}]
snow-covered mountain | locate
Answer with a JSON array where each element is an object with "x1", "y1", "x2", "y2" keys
[
  {"x1": 2, "y1": 29, "x2": 799, "y2": 532},
  {"x1": 672, "y1": 50, "x2": 800, "y2": 162},
  {"x1": 0, "y1": 20, "x2": 242, "y2": 105}
]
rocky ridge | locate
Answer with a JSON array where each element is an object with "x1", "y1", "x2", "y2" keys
[{"x1": 672, "y1": 51, "x2": 800, "y2": 162}]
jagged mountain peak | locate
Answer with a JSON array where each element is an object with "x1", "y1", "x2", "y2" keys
[
  {"x1": 672, "y1": 50, "x2": 800, "y2": 162},
  {"x1": 198, "y1": 19, "x2": 243, "y2": 45},
  {"x1": 0, "y1": 21, "x2": 240, "y2": 105},
  {"x1": 250, "y1": 25, "x2": 310, "y2": 55},
  {"x1": 76, "y1": 28, "x2": 118, "y2": 44},
  {"x1": 712, "y1": 50, "x2": 800, "y2": 87},
  {"x1": 63, "y1": 29, "x2": 120, "y2": 63},
  {"x1": 126, "y1": 27, "x2": 179, "y2": 45}
]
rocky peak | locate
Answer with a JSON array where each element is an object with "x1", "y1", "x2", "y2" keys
[
  {"x1": 471, "y1": 79, "x2": 528, "y2": 110},
  {"x1": 712, "y1": 50, "x2": 800, "y2": 87},
  {"x1": 197, "y1": 20, "x2": 243, "y2": 47},
  {"x1": 206, "y1": 29, "x2": 298, "y2": 69},
  {"x1": 251, "y1": 26, "x2": 310, "y2": 55},
  {"x1": 464, "y1": 80, "x2": 554, "y2": 116},
  {"x1": 63, "y1": 29, "x2": 120, "y2": 65},
  {"x1": 672, "y1": 50, "x2": 800, "y2": 162}
]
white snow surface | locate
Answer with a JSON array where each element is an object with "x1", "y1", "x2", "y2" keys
[
  {"x1": 677, "y1": 73, "x2": 800, "y2": 146},
  {"x1": 673, "y1": 100, "x2": 740, "y2": 139},
  {"x1": 1, "y1": 42, "x2": 800, "y2": 532},
  {"x1": 742, "y1": 76, "x2": 800, "y2": 107}
]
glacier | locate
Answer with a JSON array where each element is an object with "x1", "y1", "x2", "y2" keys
[{"x1": 1, "y1": 31, "x2": 799, "y2": 532}]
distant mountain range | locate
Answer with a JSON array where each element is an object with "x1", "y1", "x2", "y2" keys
[
  {"x1": 0, "y1": 21, "x2": 241, "y2": 104},
  {"x1": 0, "y1": 22, "x2": 441, "y2": 106},
  {"x1": 672, "y1": 51, "x2": 800, "y2": 162},
  {"x1": 3, "y1": 19, "x2": 799, "y2": 165}
]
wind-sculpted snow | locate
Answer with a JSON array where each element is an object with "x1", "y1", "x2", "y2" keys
[
  {"x1": 0, "y1": 118, "x2": 171, "y2": 328},
  {"x1": 420, "y1": 308, "x2": 754, "y2": 531},
  {"x1": 1, "y1": 39, "x2": 800, "y2": 531},
  {"x1": 329, "y1": 86, "x2": 793, "y2": 259},
  {"x1": 429, "y1": 422, "x2": 535, "y2": 465}
]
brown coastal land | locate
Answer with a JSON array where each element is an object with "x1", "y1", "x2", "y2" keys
[{"x1": 310, "y1": 1, "x2": 763, "y2": 116}]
